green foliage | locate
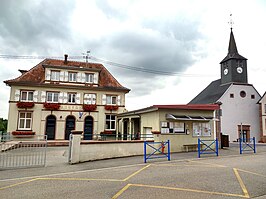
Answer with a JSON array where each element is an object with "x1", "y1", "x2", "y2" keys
[{"x1": 0, "y1": 118, "x2": 8, "y2": 133}]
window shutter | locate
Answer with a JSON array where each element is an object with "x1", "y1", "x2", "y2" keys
[
  {"x1": 102, "y1": 94, "x2": 106, "y2": 105},
  {"x1": 60, "y1": 71, "x2": 65, "y2": 81},
  {"x1": 63, "y1": 92, "x2": 68, "y2": 103},
  {"x1": 58, "y1": 92, "x2": 63, "y2": 103},
  {"x1": 76, "y1": 93, "x2": 80, "y2": 104},
  {"x1": 33, "y1": 91, "x2": 38, "y2": 102},
  {"x1": 117, "y1": 95, "x2": 121, "y2": 106},
  {"x1": 77, "y1": 73, "x2": 81, "y2": 82},
  {"x1": 92, "y1": 94, "x2": 96, "y2": 104},
  {"x1": 93, "y1": 73, "x2": 98, "y2": 84},
  {"x1": 84, "y1": 94, "x2": 88, "y2": 104},
  {"x1": 81, "y1": 73, "x2": 85, "y2": 83},
  {"x1": 14, "y1": 90, "x2": 20, "y2": 101},
  {"x1": 41, "y1": 91, "x2": 46, "y2": 102},
  {"x1": 64, "y1": 71, "x2": 68, "y2": 81},
  {"x1": 46, "y1": 70, "x2": 51, "y2": 80}
]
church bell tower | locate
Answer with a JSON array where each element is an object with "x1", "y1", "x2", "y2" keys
[{"x1": 220, "y1": 28, "x2": 248, "y2": 85}]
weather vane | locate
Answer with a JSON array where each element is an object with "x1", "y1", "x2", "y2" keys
[{"x1": 228, "y1": 13, "x2": 234, "y2": 30}]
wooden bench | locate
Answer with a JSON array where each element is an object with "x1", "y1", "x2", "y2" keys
[{"x1": 183, "y1": 144, "x2": 202, "y2": 152}]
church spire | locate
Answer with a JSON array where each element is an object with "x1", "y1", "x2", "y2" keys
[
  {"x1": 220, "y1": 28, "x2": 247, "y2": 63},
  {"x1": 228, "y1": 29, "x2": 238, "y2": 55}
]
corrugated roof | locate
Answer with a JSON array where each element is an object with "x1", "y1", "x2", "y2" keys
[{"x1": 4, "y1": 58, "x2": 130, "y2": 92}]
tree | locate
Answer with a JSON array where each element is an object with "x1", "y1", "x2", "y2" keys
[{"x1": 0, "y1": 118, "x2": 8, "y2": 133}]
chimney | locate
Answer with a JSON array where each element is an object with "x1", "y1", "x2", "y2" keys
[{"x1": 64, "y1": 54, "x2": 68, "y2": 64}]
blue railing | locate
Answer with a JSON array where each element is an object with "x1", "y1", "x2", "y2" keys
[
  {"x1": 198, "y1": 138, "x2": 218, "y2": 158},
  {"x1": 144, "y1": 140, "x2": 170, "y2": 163},
  {"x1": 239, "y1": 137, "x2": 256, "y2": 154}
]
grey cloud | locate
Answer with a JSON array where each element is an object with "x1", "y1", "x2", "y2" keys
[
  {"x1": 91, "y1": 19, "x2": 203, "y2": 95},
  {"x1": 0, "y1": 0, "x2": 75, "y2": 54}
]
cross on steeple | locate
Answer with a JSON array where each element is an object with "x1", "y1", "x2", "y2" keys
[{"x1": 228, "y1": 14, "x2": 234, "y2": 30}]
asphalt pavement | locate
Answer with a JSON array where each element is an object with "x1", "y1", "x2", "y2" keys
[{"x1": 0, "y1": 143, "x2": 266, "y2": 199}]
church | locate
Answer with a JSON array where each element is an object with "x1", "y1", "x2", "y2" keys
[{"x1": 189, "y1": 28, "x2": 261, "y2": 142}]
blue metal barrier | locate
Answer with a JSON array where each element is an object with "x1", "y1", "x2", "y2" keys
[
  {"x1": 239, "y1": 137, "x2": 256, "y2": 154},
  {"x1": 144, "y1": 140, "x2": 170, "y2": 163},
  {"x1": 198, "y1": 138, "x2": 218, "y2": 158}
]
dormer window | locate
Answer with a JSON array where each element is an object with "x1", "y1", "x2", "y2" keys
[
  {"x1": 68, "y1": 72, "x2": 77, "y2": 82},
  {"x1": 85, "y1": 73, "x2": 94, "y2": 83},
  {"x1": 51, "y1": 71, "x2": 60, "y2": 81}
]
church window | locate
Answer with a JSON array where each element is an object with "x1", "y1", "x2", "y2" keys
[
  {"x1": 251, "y1": 95, "x2": 255, "y2": 99},
  {"x1": 240, "y1": 91, "x2": 246, "y2": 98},
  {"x1": 230, "y1": 93, "x2": 234, "y2": 98}
]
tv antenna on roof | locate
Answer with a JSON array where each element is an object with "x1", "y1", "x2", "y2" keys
[{"x1": 82, "y1": 50, "x2": 90, "y2": 63}]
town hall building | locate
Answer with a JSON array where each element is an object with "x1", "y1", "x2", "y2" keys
[
  {"x1": 4, "y1": 55, "x2": 130, "y2": 140},
  {"x1": 189, "y1": 28, "x2": 261, "y2": 142}
]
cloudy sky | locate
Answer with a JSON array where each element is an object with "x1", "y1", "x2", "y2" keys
[{"x1": 0, "y1": 0, "x2": 266, "y2": 119}]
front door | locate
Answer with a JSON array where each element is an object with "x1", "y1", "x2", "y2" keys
[
  {"x1": 45, "y1": 115, "x2": 56, "y2": 140},
  {"x1": 84, "y1": 116, "x2": 93, "y2": 140},
  {"x1": 238, "y1": 125, "x2": 250, "y2": 142},
  {"x1": 65, "y1": 116, "x2": 75, "y2": 140}
]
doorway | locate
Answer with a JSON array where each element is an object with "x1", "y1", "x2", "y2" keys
[
  {"x1": 45, "y1": 115, "x2": 56, "y2": 140},
  {"x1": 238, "y1": 125, "x2": 250, "y2": 142},
  {"x1": 84, "y1": 116, "x2": 93, "y2": 140},
  {"x1": 65, "y1": 115, "x2": 75, "y2": 140}
]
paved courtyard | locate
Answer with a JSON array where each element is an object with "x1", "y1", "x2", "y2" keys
[{"x1": 0, "y1": 144, "x2": 266, "y2": 199}]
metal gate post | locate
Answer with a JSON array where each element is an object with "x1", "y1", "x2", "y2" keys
[
  {"x1": 239, "y1": 138, "x2": 242, "y2": 154},
  {"x1": 215, "y1": 138, "x2": 219, "y2": 156},
  {"x1": 167, "y1": 140, "x2": 170, "y2": 161},
  {"x1": 253, "y1": 137, "x2": 256, "y2": 153}
]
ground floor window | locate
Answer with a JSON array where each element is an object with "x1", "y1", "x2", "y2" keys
[
  {"x1": 105, "y1": 114, "x2": 116, "y2": 130},
  {"x1": 193, "y1": 122, "x2": 211, "y2": 137},
  {"x1": 18, "y1": 112, "x2": 32, "y2": 130}
]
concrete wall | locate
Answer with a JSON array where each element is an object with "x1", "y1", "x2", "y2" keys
[
  {"x1": 69, "y1": 134, "x2": 155, "y2": 163},
  {"x1": 220, "y1": 84, "x2": 260, "y2": 142}
]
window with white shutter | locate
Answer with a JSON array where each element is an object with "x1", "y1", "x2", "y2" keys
[
  {"x1": 51, "y1": 71, "x2": 60, "y2": 81},
  {"x1": 33, "y1": 91, "x2": 38, "y2": 102},
  {"x1": 93, "y1": 73, "x2": 98, "y2": 84},
  {"x1": 46, "y1": 70, "x2": 51, "y2": 80},
  {"x1": 46, "y1": 92, "x2": 59, "y2": 103},
  {"x1": 84, "y1": 94, "x2": 96, "y2": 104},
  {"x1": 14, "y1": 90, "x2": 20, "y2": 101},
  {"x1": 20, "y1": 91, "x2": 34, "y2": 102},
  {"x1": 41, "y1": 91, "x2": 46, "y2": 102},
  {"x1": 106, "y1": 95, "x2": 117, "y2": 105},
  {"x1": 76, "y1": 93, "x2": 80, "y2": 104},
  {"x1": 102, "y1": 94, "x2": 106, "y2": 105}
]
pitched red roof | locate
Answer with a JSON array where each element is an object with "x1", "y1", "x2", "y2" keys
[
  {"x1": 4, "y1": 58, "x2": 130, "y2": 92},
  {"x1": 153, "y1": 104, "x2": 219, "y2": 110}
]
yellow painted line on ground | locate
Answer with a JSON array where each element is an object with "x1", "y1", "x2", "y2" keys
[
  {"x1": 0, "y1": 178, "x2": 38, "y2": 190},
  {"x1": 237, "y1": 168, "x2": 266, "y2": 178},
  {"x1": 112, "y1": 183, "x2": 248, "y2": 198},
  {"x1": 122, "y1": 164, "x2": 151, "y2": 181},
  {"x1": 112, "y1": 184, "x2": 132, "y2": 199},
  {"x1": 233, "y1": 168, "x2": 250, "y2": 198},
  {"x1": 38, "y1": 177, "x2": 122, "y2": 182}
]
